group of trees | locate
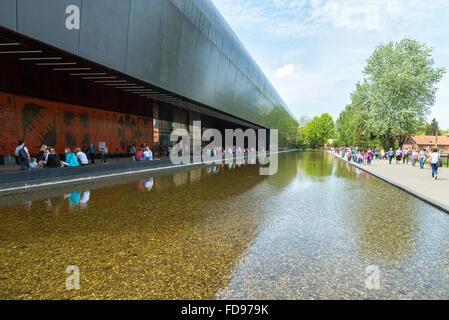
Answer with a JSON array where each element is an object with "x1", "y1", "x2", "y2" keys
[
  {"x1": 296, "y1": 113, "x2": 335, "y2": 148},
  {"x1": 422, "y1": 118, "x2": 449, "y2": 136},
  {"x1": 335, "y1": 38, "x2": 445, "y2": 150}
]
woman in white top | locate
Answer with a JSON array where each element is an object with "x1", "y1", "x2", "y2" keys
[
  {"x1": 143, "y1": 146, "x2": 153, "y2": 160},
  {"x1": 75, "y1": 147, "x2": 89, "y2": 165},
  {"x1": 429, "y1": 147, "x2": 440, "y2": 180}
]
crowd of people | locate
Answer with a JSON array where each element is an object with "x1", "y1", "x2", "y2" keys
[
  {"x1": 130, "y1": 144, "x2": 155, "y2": 161},
  {"x1": 331, "y1": 146, "x2": 443, "y2": 180},
  {"x1": 14, "y1": 140, "x2": 112, "y2": 171},
  {"x1": 14, "y1": 139, "x2": 262, "y2": 172}
]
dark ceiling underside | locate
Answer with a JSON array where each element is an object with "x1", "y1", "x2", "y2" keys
[{"x1": 0, "y1": 27, "x2": 262, "y2": 130}]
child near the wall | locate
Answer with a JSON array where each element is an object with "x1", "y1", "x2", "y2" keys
[{"x1": 29, "y1": 157, "x2": 38, "y2": 169}]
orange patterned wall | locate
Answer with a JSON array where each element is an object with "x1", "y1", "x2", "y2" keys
[{"x1": 0, "y1": 92, "x2": 153, "y2": 155}]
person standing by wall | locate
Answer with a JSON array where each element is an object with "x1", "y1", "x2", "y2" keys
[
  {"x1": 100, "y1": 144, "x2": 108, "y2": 164},
  {"x1": 87, "y1": 144, "x2": 96, "y2": 165},
  {"x1": 430, "y1": 147, "x2": 441, "y2": 180},
  {"x1": 130, "y1": 144, "x2": 137, "y2": 161},
  {"x1": 15, "y1": 140, "x2": 30, "y2": 171}
]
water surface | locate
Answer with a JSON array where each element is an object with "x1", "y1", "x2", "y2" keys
[{"x1": 0, "y1": 152, "x2": 448, "y2": 299}]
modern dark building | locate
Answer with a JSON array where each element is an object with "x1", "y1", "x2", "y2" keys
[{"x1": 0, "y1": 0, "x2": 298, "y2": 160}]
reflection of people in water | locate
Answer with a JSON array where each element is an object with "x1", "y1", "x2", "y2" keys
[
  {"x1": 24, "y1": 200, "x2": 32, "y2": 211},
  {"x1": 80, "y1": 191, "x2": 90, "y2": 209},
  {"x1": 139, "y1": 178, "x2": 154, "y2": 191},
  {"x1": 65, "y1": 191, "x2": 90, "y2": 209}
]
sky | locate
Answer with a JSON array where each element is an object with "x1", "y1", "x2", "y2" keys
[{"x1": 211, "y1": 0, "x2": 449, "y2": 130}]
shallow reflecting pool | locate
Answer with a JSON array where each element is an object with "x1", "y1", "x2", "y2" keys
[{"x1": 0, "y1": 151, "x2": 448, "y2": 299}]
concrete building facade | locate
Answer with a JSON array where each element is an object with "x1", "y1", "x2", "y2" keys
[{"x1": 0, "y1": 0, "x2": 298, "y2": 159}]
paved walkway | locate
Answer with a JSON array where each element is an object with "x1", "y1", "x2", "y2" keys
[{"x1": 328, "y1": 151, "x2": 449, "y2": 213}]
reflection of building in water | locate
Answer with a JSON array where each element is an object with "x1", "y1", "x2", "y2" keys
[
  {"x1": 248, "y1": 155, "x2": 257, "y2": 165},
  {"x1": 189, "y1": 169, "x2": 202, "y2": 184},
  {"x1": 173, "y1": 172, "x2": 189, "y2": 187}
]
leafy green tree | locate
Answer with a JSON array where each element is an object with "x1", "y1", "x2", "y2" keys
[
  {"x1": 336, "y1": 38, "x2": 445, "y2": 149},
  {"x1": 296, "y1": 115, "x2": 310, "y2": 147},
  {"x1": 363, "y1": 38, "x2": 445, "y2": 147},
  {"x1": 304, "y1": 113, "x2": 335, "y2": 148},
  {"x1": 425, "y1": 118, "x2": 441, "y2": 136}
]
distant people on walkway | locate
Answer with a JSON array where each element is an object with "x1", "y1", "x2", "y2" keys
[
  {"x1": 403, "y1": 147, "x2": 410, "y2": 164},
  {"x1": 411, "y1": 149, "x2": 418, "y2": 167},
  {"x1": 88, "y1": 144, "x2": 96, "y2": 165},
  {"x1": 330, "y1": 146, "x2": 446, "y2": 182},
  {"x1": 419, "y1": 150, "x2": 426, "y2": 169},
  {"x1": 15, "y1": 140, "x2": 30, "y2": 171},
  {"x1": 430, "y1": 147, "x2": 441, "y2": 180},
  {"x1": 395, "y1": 148, "x2": 402, "y2": 164},
  {"x1": 388, "y1": 148, "x2": 395, "y2": 165}
]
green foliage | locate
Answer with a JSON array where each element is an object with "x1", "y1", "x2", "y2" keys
[
  {"x1": 266, "y1": 106, "x2": 299, "y2": 148},
  {"x1": 303, "y1": 113, "x2": 335, "y2": 148},
  {"x1": 425, "y1": 118, "x2": 441, "y2": 136},
  {"x1": 296, "y1": 116, "x2": 311, "y2": 148},
  {"x1": 336, "y1": 38, "x2": 446, "y2": 148}
]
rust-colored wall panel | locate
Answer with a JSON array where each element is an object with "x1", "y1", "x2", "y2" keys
[
  {"x1": 14, "y1": 96, "x2": 60, "y2": 153},
  {"x1": 0, "y1": 92, "x2": 154, "y2": 156},
  {"x1": 0, "y1": 93, "x2": 18, "y2": 154}
]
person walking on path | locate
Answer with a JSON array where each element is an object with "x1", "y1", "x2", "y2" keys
[
  {"x1": 15, "y1": 140, "x2": 30, "y2": 171},
  {"x1": 87, "y1": 144, "x2": 96, "y2": 165},
  {"x1": 395, "y1": 148, "x2": 402, "y2": 164},
  {"x1": 388, "y1": 148, "x2": 395, "y2": 165},
  {"x1": 419, "y1": 150, "x2": 426, "y2": 169},
  {"x1": 403, "y1": 148, "x2": 410, "y2": 164},
  {"x1": 411, "y1": 149, "x2": 418, "y2": 167},
  {"x1": 430, "y1": 147, "x2": 441, "y2": 180}
]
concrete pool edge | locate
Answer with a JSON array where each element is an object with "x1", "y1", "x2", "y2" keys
[
  {"x1": 327, "y1": 150, "x2": 449, "y2": 214},
  {"x1": 0, "y1": 149, "x2": 300, "y2": 196}
]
